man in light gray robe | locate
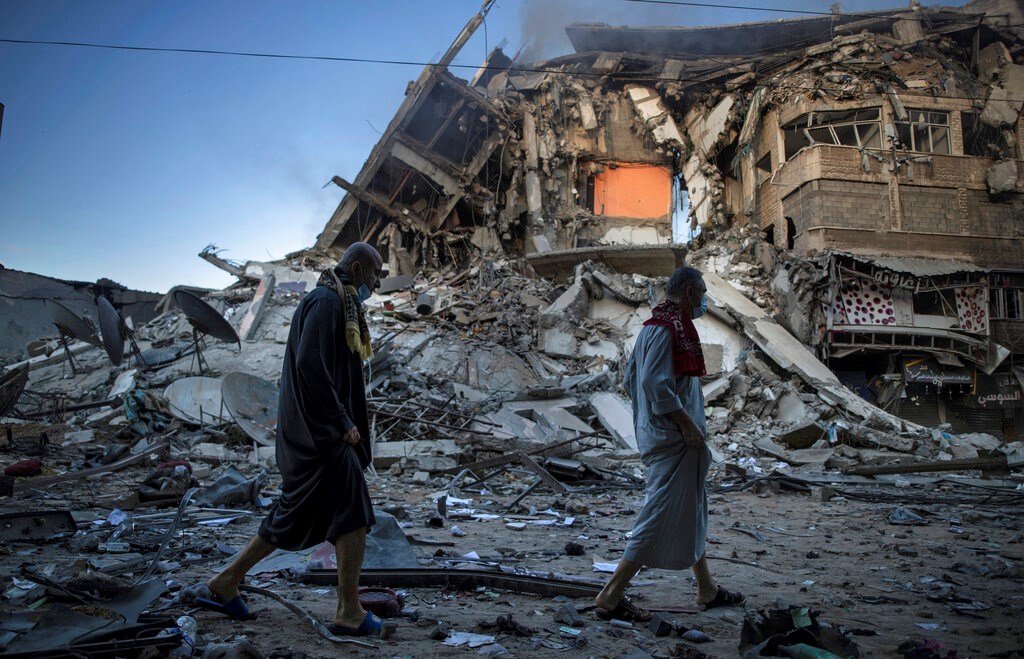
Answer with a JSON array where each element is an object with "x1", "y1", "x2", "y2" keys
[{"x1": 595, "y1": 266, "x2": 745, "y2": 621}]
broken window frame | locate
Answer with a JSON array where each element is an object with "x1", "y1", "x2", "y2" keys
[
  {"x1": 782, "y1": 108, "x2": 883, "y2": 161},
  {"x1": 894, "y1": 108, "x2": 951, "y2": 155},
  {"x1": 961, "y1": 111, "x2": 1016, "y2": 159},
  {"x1": 990, "y1": 287, "x2": 1024, "y2": 320},
  {"x1": 912, "y1": 287, "x2": 958, "y2": 318}
]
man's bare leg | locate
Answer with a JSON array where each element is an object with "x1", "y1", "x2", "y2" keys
[
  {"x1": 333, "y1": 527, "x2": 369, "y2": 628},
  {"x1": 692, "y1": 554, "x2": 719, "y2": 606},
  {"x1": 595, "y1": 557, "x2": 643, "y2": 611},
  {"x1": 207, "y1": 534, "x2": 276, "y2": 602}
]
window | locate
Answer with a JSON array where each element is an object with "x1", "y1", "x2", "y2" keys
[
  {"x1": 895, "y1": 109, "x2": 950, "y2": 154},
  {"x1": 913, "y1": 290, "x2": 957, "y2": 316},
  {"x1": 990, "y1": 288, "x2": 1023, "y2": 320},
  {"x1": 962, "y1": 111, "x2": 1015, "y2": 158},
  {"x1": 782, "y1": 108, "x2": 882, "y2": 160},
  {"x1": 755, "y1": 152, "x2": 772, "y2": 185}
]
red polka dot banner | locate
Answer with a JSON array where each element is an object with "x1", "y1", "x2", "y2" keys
[
  {"x1": 955, "y1": 286, "x2": 989, "y2": 335},
  {"x1": 835, "y1": 278, "x2": 898, "y2": 326}
]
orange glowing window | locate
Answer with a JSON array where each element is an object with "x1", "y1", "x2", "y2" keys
[{"x1": 592, "y1": 164, "x2": 672, "y2": 220}]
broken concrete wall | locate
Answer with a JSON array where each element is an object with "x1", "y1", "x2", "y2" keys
[{"x1": 0, "y1": 268, "x2": 162, "y2": 363}]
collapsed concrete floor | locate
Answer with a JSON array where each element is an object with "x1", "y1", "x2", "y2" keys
[{"x1": 2, "y1": 241, "x2": 1023, "y2": 657}]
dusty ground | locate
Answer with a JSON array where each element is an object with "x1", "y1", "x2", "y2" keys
[{"x1": 2, "y1": 444, "x2": 1022, "y2": 659}]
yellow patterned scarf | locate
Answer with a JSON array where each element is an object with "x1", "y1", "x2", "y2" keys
[{"x1": 318, "y1": 268, "x2": 373, "y2": 362}]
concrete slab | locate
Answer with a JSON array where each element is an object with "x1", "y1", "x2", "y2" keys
[
  {"x1": 981, "y1": 64, "x2": 1024, "y2": 127},
  {"x1": 373, "y1": 440, "x2": 459, "y2": 468},
  {"x1": 776, "y1": 391, "x2": 812, "y2": 426},
  {"x1": 589, "y1": 392, "x2": 637, "y2": 451},
  {"x1": 705, "y1": 272, "x2": 914, "y2": 431},
  {"x1": 239, "y1": 274, "x2": 276, "y2": 342},
  {"x1": 580, "y1": 338, "x2": 620, "y2": 362},
  {"x1": 987, "y1": 160, "x2": 1018, "y2": 193},
  {"x1": 541, "y1": 327, "x2": 579, "y2": 358},
  {"x1": 627, "y1": 86, "x2": 684, "y2": 147}
]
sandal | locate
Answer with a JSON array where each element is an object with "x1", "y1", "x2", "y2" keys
[
  {"x1": 701, "y1": 585, "x2": 745, "y2": 609},
  {"x1": 327, "y1": 611, "x2": 383, "y2": 637},
  {"x1": 596, "y1": 595, "x2": 652, "y2": 622}
]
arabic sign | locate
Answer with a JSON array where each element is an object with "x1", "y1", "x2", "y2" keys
[
  {"x1": 903, "y1": 358, "x2": 972, "y2": 387},
  {"x1": 969, "y1": 371, "x2": 1023, "y2": 409}
]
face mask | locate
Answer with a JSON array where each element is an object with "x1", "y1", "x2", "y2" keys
[
  {"x1": 357, "y1": 284, "x2": 371, "y2": 303},
  {"x1": 692, "y1": 294, "x2": 707, "y2": 320}
]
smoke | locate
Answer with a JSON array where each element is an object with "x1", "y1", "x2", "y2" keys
[{"x1": 517, "y1": 0, "x2": 590, "y2": 63}]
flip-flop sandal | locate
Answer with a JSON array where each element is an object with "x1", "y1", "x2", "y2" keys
[
  {"x1": 596, "y1": 595, "x2": 652, "y2": 622},
  {"x1": 327, "y1": 611, "x2": 383, "y2": 637},
  {"x1": 195, "y1": 594, "x2": 257, "y2": 620},
  {"x1": 701, "y1": 585, "x2": 745, "y2": 610}
]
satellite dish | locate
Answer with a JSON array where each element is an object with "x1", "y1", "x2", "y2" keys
[
  {"x1": 0, "y1": 364, "x2": 29, "y2": 418},
  {"x1": 221, "y1": 372, "x2": 278, "y2": 447},
  {"x1": 97, "y1": 296, "x2": 125, "y2": 365},
  {"x1": 164, "y1": 376, "x2": 233, "y2": 426},
  {"x1": 97, "y1": 296, "x2": 147, "y2": 368},
  {"x1": 43, "y1": 299, "x2": 101, "y2": 374},
  {"x1": 173, "y1": 290, "x2": 240, "y2": 374}
]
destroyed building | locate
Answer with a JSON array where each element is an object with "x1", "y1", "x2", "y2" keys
[
  {"x1": 4, "y1": 3, "x2": 1024, "y2": 657},
  {"x1": 315, "y1": 0, "x2": 1024, "y2": 439}
]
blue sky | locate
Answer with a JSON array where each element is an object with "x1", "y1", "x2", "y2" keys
[{"x1": 0, "y1": 0, "x2": 964, "y2": 293}]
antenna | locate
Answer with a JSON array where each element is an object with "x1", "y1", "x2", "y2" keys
[
  {"x1": 172, "y1": 290, "x2": 240, "y2": 374},
  {"x1": 43, "y1": 299, "x2": 102, "y2": 375},
  {"x1": 97, "y1": 295, "x2": 147, "y2": 368}
]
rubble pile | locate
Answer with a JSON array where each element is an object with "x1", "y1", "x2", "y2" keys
[{"x1": 3, "y1": 1, "x2": 1024, "y2": 655}]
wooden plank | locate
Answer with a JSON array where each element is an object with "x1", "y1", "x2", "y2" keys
[
  {"x1": 13, "y1": 442, "x2": 166, "y2": 493},
  {"x1": 842, "y1": 455, "x2": 1008, "y2": 476},
  {"x1": 519, "y1": 454, "x2": 569, "y2": 493}
]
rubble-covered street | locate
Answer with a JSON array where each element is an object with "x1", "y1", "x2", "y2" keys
[
  {"x1": 3, "y1": 236, "x2": 1022, "y2": 657},
  {"x1": 3, "y1": 0, "x2": 1024, "y2": 657}
]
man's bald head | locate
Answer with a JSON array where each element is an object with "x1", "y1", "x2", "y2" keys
[
  {"x1": 338, "y1": 242, "x2": 382, "y2": 270},
  {"x1": 338, "y1": 242, "x2": 383, "y2": 295}
]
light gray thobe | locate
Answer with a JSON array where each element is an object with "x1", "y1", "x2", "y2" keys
[{"x1": 622, "y1": 324, "x2": 711, "y2": 570}]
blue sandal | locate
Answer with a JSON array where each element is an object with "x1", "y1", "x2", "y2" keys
[
  {"x1": 195, "y1": 594, "x2": 257, "y2": 620},
  {"x1": 327, "y1": 611, "x2": 383, "y2": 637}
]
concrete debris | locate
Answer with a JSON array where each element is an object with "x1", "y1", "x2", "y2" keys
[
  {"x1": 4, "y1": 2, "x2": 1024, "y2": 656},
  {"x1": 987, "y1": 159, "x2": 1019, "y2": 193}
]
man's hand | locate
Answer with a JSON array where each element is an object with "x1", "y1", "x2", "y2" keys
[
  {"x1": 342, "y1": 427, "x2": 361, "y2": 445},
  {"x1": 668, "y1": 410, "x2": 705, "y2": 449},
  {"x1": 680, "y1": 424, "x2": 705, "y2": 449}
]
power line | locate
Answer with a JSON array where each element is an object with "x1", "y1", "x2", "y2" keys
[
  {"x1": 0, "y1": 37, "x2": 439, "y2": 67},
  {"x1": 2, "y1": 36, "x2": 1022, "y2": 104}
]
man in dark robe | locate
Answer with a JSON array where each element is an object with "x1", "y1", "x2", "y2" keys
[{"x1": 202, "y1": 242, "x2": 384, "y2": 637}]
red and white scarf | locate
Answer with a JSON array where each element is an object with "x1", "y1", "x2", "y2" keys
[{"x1": 643, "y1": 300, "x2": 706, "y2": 377}]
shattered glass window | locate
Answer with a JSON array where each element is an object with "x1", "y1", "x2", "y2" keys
[
  {"x1": 895, "y1": 108, "x2": 951, "y2": 154},
  {"x1": 782, "y1": 107, "x2": 883, "y2": 160},
  {"x1": 962, "y1": 111, "x2": 1016, "y2": 158}
]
